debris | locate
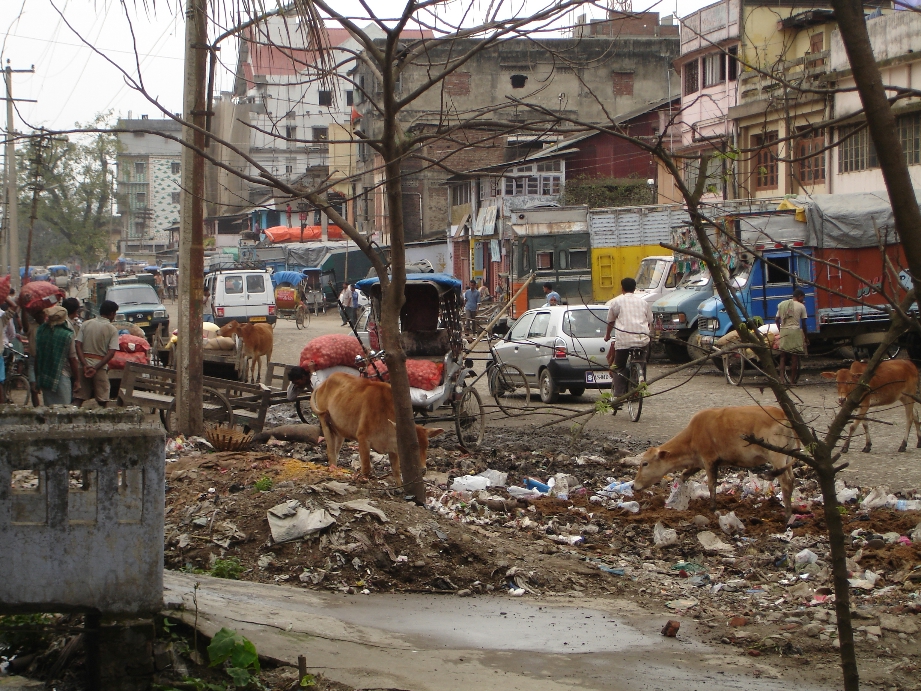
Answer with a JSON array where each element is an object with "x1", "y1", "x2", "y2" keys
[
  {"x1": 794, "y1": 549, "x2": 819, "y2": 565},
  {"x1": 477, "y1": 469, "x2": 508, "y2": 487},
  {"x1": 318, "y1": 480, "x2": 355, "y2": 496},
  {"x1": 697, "y1": 531, "x2": 734, "y2": 553},
  {"x1": 267, "y1": 501, "x2": 336, "y2": 543},
  {"x1": 861, "y1": 486, "x2": 894, "y2": 509},
  {"x1": 718, "y1": 511, "x2": 745, "y2": 535},
  {"x1": 451, "y1": 475, "x2": 490, "y2": 492},
  {"x1": 333, "y1": 499, "x2": 389, "y2": 523},
  {"x1": 879, "y1": 614, "x2": 919, "y2": 635},
  {"x1": 661, "y1": 620, "x2": 680, "y2": 637},
  {"x1": 653, "y1": 522, "x2": 679, "y2": 547},
  {"x1": 665, "y1": 481, "x2": 691, "y2": 511},
  {"x1": 666, "y1": 597, "x2": 699, "y2": 610}
]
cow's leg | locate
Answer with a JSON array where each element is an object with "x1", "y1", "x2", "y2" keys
[
  {"x1": 388, "y1": 452, "x2": 402, "y2": 487},
  {"x1": 680, "y1": 467, "x2": 702, "y2": 483},
  {"x1": 319, "y1": 418, "x2": 343, "y2": 469},
  {"x1": 356, "y1": 438, "x2": 373, "y2": 479},
  {"x1": 705, "y1": 462, "x2": 719, "y2": 512},
  {"x1": 841, "y1": 416, "x2": 861, "y2": 453},
  {"x1": 898, "y1": 396, "x2": 914, "y2": 452},
  {"x1": 914, "y1": 405, "x2": 921, "y2": 448},
  {"x1": 861, "y1": 417, "x2": 872, "y2": 453}
]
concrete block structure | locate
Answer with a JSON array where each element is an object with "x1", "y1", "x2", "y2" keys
[{"x1": 0, "y1": 407, "x2": 165, "y2": 615}]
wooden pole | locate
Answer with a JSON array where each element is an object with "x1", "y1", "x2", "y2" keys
[
  {"x1": 5, "y1": 66, "x2": 19, "y2": 289},
  {"x1": 177, "y1": 0, "x2": 208, "y2": 435}
]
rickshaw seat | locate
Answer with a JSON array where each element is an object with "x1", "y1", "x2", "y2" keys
[{"x1": 401, "y1": 329, "x2": 451, "y2": 358}]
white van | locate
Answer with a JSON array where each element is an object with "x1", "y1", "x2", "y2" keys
[{"x1": 205, "y1": 268, "x2": 277, "y2": 327}]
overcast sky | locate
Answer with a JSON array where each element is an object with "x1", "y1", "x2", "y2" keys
[{"x1": 0, "y1": 0, "x2": 707, "y2": 133}]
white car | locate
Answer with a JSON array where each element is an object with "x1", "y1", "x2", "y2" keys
[{"x1": 492, "y1": 304, "x2": 611, "y2": 403}]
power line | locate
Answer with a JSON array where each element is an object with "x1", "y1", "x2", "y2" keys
[{"x1": 0, "y1": 31, "x2": 184, "y2": 60}]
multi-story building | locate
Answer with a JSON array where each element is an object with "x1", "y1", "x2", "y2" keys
[
  {"x1": 233, "y1": 15, "x2": 383, "y2": 205},
  {"x1": 115, "y1": 115, "x2": 183, "y2": 257},
  {"x1": 352, "y1": 11, "x2": 680, "y2": 243},
  {"x1": 829, "y1": 9, "x2": 921, "y2": 194}
]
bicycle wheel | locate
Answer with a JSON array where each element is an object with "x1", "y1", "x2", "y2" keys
[
  {"x1": 627, "y1": 362, "x2": 644, "y2": 422},
  {"x1": 725, "y1": 352, "x2": 745, "y2": 386},
  {"x1": 295, "y1": 396, "x2": 312, "y2": 423},
  {"x1": 488, "y1": 363, "x2": 530, "y2": 416},
  {"x1": 4, "y1": 374, "x2": 33, "y2": 406},
  {"x1": 295, "y1": 304, "x2": 306, "y2": 330},
  {"x1": 454, "y1": 387, "x2": 485, "y2": 448}
]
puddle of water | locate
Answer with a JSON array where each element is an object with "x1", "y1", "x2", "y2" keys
[{"x1": 322, "y1": 594, "x2": 663, "y2": 653}]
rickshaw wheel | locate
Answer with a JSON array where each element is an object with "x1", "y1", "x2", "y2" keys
[
  {"x1": 454, "y1": 387, "x2": 485, "y2": 448},
  {"x1": 725, "y1": 352, "x2": 745, "y2": 386},
  {"x1": 161, "y1": 386, "x2": 234, "y2": 434},
  {"x1": 295, "y1": 397, "x2": 312, "y2": 423}
]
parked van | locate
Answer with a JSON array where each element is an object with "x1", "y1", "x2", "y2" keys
[
  {"x1": 48, "y1": 265, "x2": 70, "y2": 290},
  {"x1": 205, "y1": 268, "x2": 277, "y2": 327},
  {"x1": 633, "y1": 255, "x2": 683, "y2": 305}
]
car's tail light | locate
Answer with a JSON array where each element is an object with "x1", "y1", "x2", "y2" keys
[
  {"x1": 553, "y1": 339, "x2": 568, "y2": 359},
  {"x1": 268, "y1": 305, "x2": 276, "y2": 315},
  {"x1": 215, "y1": 307, "x2": 225, "y2": 317}
]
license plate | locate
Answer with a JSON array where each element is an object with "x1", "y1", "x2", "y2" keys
[
  {"x1": 660, "y1": 323, "x2": 681, "y2": 331},
  {"x1": 586, "y1": 370, "x2": 612, "y2": 385},
  {"x1": 135, "y1": 321, "x2": 149, "y2": 327},
  {"x1": 250, "y1": 316, "x2": 266, "y2": 322}
]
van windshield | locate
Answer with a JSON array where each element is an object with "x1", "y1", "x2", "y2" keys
[
  {"x1": 562, "y1": 308, "x2": 608, "y2": 338},
  {"x1": 635, "y1": 259, "x2": 666, "y2": 290},
  {"x1": 107, "y1": 286, "x2": 159, "y2": 306},
  {"x1": 678, "y1": 267, "x2": 711, "y2": 288}
]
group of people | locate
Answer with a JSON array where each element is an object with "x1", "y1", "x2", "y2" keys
[
  {"x1": 1, "y1": 293, "x2": 124, "y2": 408},
  {"x1": 338, "y1": 283, "x2": 360, "y2": 327},
  {"x1": 154, "y1": 271, "x2": 178, "y2": 301}
]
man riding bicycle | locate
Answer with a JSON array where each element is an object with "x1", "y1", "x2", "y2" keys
[{"x1": 603, "y1": 277, "x2": 653, "y2": 402}]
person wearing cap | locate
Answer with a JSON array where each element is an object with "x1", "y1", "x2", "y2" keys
[
  {"x1": 35, "y1": 305, "x2": 79, "y2": 405},
  {"x1": 75, "y1": 300, "x2": 120, "y2": 408}
]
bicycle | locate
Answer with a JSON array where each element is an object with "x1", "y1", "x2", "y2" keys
[
  {"x1": 610, "y1": 346, "x2": 648, "y2": 422},
  {"x1": 3, "y1": 341, "x2": 33, "y2": 407},
  {"x1": 476, "y1": 335, "x2": 531, "y2": 416}
]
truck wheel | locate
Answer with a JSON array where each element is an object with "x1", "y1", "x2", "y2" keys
[
  {"x1": 686, "y1": 330, "x2": 707, "y2": 361},
  {"x1": 663, "y1": 339, "x2": 690, "y2": 363}
]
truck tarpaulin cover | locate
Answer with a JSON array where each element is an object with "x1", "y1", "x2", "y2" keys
[
  {"x1": 799, "y1": 191, "x2": 905, "y2": 249},
  {"x1": 263, "y1": 225, "x2": 344, "y2": 243}
]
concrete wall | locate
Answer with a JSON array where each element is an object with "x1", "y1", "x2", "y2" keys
[{"x1": 0, "y1": 407, "x2": 165, "y2": 615}]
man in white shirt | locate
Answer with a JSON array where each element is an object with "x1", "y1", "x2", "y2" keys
[{"x1": 604, "y1": 277, "x2": 653, "y2": 399}]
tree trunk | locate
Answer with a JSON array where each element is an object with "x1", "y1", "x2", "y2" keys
[{"x1": 815, "y1": 462, "x2": 860, "y2": 691}]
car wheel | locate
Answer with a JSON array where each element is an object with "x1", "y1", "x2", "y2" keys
[
  {"x1": 539, "y1": 369, "x2": 559, "y2": 404},
  {"x1": 568, "y1": 385, "x2": 586, "y2": 397}
]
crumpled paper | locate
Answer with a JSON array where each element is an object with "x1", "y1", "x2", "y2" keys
[{"x1": 267, "y1": 500, "x2": 336, "y2": 543}]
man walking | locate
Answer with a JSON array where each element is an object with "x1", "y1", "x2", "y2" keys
[
  {"x1": 604, "y1": 277, "x2": 653, "y2": 403},
  {"x1": 463, "y1": 281, "x2": 480, "y2": 336},
  {"x1": 776, "y1": 288, "x2": 809, "y2": 386},
  {"x1": 34, "y1": 305, "x2": 79, "y2": 405},
  {"x1": 75, "y1": 300, "x2": 120, "y2": 408},
  {"x1": 338, "y1": 283, "x2": 352, "y2": 326}
]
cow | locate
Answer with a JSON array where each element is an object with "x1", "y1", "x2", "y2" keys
[
  {"x1": 820, "y1": 359, "x2": 921, "y2": 453},
  {"x1": 218, "y1": 320, "x2": 274, "y2": 384},
  {"x1": 631, "y1": 406, "x2": 797, "y2": 518},
  {"x1": 310, "y1": 372, "x2": 443, "y2": 485}
]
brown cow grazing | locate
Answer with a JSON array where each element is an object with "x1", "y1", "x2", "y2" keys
[
  {"x1": 632, "y1": 406, "x2": 797, "y2": 518},
  {"x1": 218, "y1": 320, "x2": 274, "y2": 384},
  {"x1": 820, "y1": 359, "x2": 921, "y2": 453},
  {"x1": 311, "y1": 372, "x2": 443, "y2": 484}
]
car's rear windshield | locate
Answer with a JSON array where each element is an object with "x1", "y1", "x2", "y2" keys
[
  {"x1": 107, "y1": 286, "x2": 159, "y2": 306},
  {"x1": 562, "y1": 308, "x2": 608, "y2": 338}
]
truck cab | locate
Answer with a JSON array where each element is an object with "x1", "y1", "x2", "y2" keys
[
  {"x1": 84, "y1": 274, "x2": 169, "y2": 339},
  {"x1": 697, "y1": 249, "x2": 817, "y2": 350},
  {"x1": 634, "y1": 255, "x2": 683, "y2": 305},
  {"x1": 651, "y1": 267, "x2": 714, "y2": 362}
]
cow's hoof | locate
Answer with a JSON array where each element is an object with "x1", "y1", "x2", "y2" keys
[
  {"x1": 898, "y1": 442, "x2": 907, "y2": 452},
  {"x1": 862, "y1": 446, "x2": 872, "y2": 453},
  {"x1": 840, "y1": 446, "x2": 850, "y2": 454}
]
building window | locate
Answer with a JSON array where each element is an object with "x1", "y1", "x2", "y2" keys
[
  {"x1": 451, "y1": 184, "x2": 471, "y2": 207},
  {"x1": 285, "y1": 164, "x2": 293, "y2": 173},
  {"x1": 702, "y1": 53, "x2": 725, "y2": 88},
  {"x1": 318, "y1": 90, "x2": 332, "y2": 106},
  {"x1": 171, "y1": 192, "x2": 180, "y2": 204},
  {"x1": 312, "y1": 126, "x2": 329, "y2": 142},
  {"x1": 135, "y1": 192, "x2": 147, "y2": 207},
  {"x1": 684, "y1": 59, "x2": 699, "y2": 95},
  {"x1": 285, "y1": 125, "x2": 297, "y2": 140},
  {"x1": 837, "y1": 124, "x2": 878, "y2": 172},
  {"x1": 807, "y1": 33, "x2": 825, "y2": 69},
  {"x1": 797, "y1": 132, "x2": 826, "y2": 184},
  {"x1": 510, "y1": 74, "x2": 528, "y2": 89},
  {"x1": 898, "y1": 112, "x2": 921, "y2": 165},
  {"x1": 536, "y1": 160, "x2": 561, "y2": 172},
  {"x1": 536, "y1": 251, "x2": 554, "y2": 270},
  {"x1": 171, "y1": 161, "x2": 181, "y2": 175},
  {"x1": 753, "y1": 132, "x2": 779, "y2": 190},
  {"x1": 540, "y1": 175, "x2": 561, "y2": 195},
  {"x1": 569, "y1": 249, "x2": 588, "y2": 270},
  {"x1": 346, "y1": 90, "x2": 354, "y2": 106},
  {"x1": 612, "y1": 72, "x2": 634, "y2": 96},
  {"x1": 134, "y1": 221, "x2": 146, "y2": 237},
  {"x1": 728, "y1": 45, "x2": 738, "y2": 81},
  {"x1": 134, "y1": 161, "x2": 146, "y2": 177}
]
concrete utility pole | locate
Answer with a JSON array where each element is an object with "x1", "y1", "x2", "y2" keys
[
  {"x1": 3, "y1": 63, "x2": 34, "y2": 286},
  {"x1": 176, "y1": 0, "x2": 208, "y2": 435}
]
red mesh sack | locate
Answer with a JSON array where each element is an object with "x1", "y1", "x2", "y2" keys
[
  {"x1": 299, "y1": 334, "x2": 363, "y2": 371},
  {"x1": 0, "y1": 275, "x2": 10, "y2": 304},
  {"x1": 109, "y1": 350, "x2": 148, "y2": 370},
  {"x1": 360, "y1": 360, "x2": 389, "y2": 381},
  {"x1": 118, "y1": 333, "x2": 151, "y2": 353},
  {"x1": 19, "y1": 281, "x2": 66, "y2": 315},
  {"x1": 406, "y1": 359, "x2": 444, "y2": 390}
]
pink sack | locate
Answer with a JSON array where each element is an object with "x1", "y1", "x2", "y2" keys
[
  {"x1": 109, "y1": 350, "x2": 148, "y2": 370},
  {"x1": 0, "y1": 274, "x2": 10, "y2": 304},
  {"x1": 299, "y1": 334, "x2": 364, "y2": 371},
  {"x1": 118, "y1": 334, "x2": 151, "y2": 353},
  {"x1": 19, "y1": 281, "x2": 66, "y2": 315}
]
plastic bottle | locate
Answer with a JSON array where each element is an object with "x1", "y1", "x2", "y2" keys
[
  {"x1": 893, "y1": 499, "x2": 921, "y2": 511},
  {"x1": 617, "y1": 501, "x2": 640, "y2": 513},
  {"x1": 523, "y1": 478, "x2": 551, "y2": 493},
  {"x1": 604, "y1": 481, "x2": 634, "y2": 497}
]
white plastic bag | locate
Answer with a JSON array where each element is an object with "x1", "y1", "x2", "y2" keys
[
  {"x1": 451, "y1": 475, "x2": 490, "y2": 492},
  {"x1": 653, "y1": 521, "x2": 678, "y2": 547},
  {"x1": 718, "y1": 511, "x2": 745, "y2": 535},
  {"x1": 794, "y1": 548, "x2": 818, "y2": 565},
  {"x1": 477, "y1": 469, "x2": 508, "y2": 487},
  {"x1": 665, "y1": 481, "x2": 691, "y2": 511},
  {"x1": 861, "y1": 486, "x2": 895, "y2": 509}
]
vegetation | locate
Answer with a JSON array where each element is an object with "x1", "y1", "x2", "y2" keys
[
  {"x1": 253, "y1": 477, "x2": 273, "y2": 492},
  {"x1": 560, "y1": 176, "x2": 654, "y2": 208},
  {"x1": 0, "y1": 613, "x2": 55, "y2": 657},
  {"x1": 207, "y1": 627, "x2": 261, "y2": 688},
  {"x1": 208, "y1": 558, "x2": 245, "y2": 580}
]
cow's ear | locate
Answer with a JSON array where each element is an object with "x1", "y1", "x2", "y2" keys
[
  {"x1": 820, "y1": 372, "x2": 836, "y2": 380},
  {"x1": 427, "y1": 428, "x2": 445, "y2": 438},
  {"x1": 657, "y1": 449, "x2": 669, "y2": 459}
]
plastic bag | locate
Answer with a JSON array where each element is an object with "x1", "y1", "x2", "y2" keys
[
  {"x1": 718, "y1": 511, "x2": 745, "y2": 535},
  {"x1": 861, "y1": 486, "x2": 895, "y2": 509},
  {"x1": 451, "y1": 475, "x2": 490, "y2": 492},
  {"x1": 654, "y1": 521, "x2": 678, "y2": 547},
  {"x1": 603, "y1": 480, "x2": 634, "y2": 497},
  {"x1": 665, "y1": 480, "x2": 691, "y2": 511},
  {"x1": 835, "y1": 479, "x2": 860, "y2": 504},
  {"x1": 477, "y1": 469, "x2": 508, "y2": 487},
  {"x1": 794, "y1": 548, "x2": 818, "y2": 565},
  {"x1": 911, "y1": 522, "x2": 921, "y2": 543}
]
